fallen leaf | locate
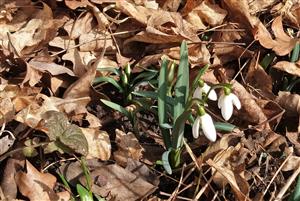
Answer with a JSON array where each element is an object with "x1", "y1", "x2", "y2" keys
[
  {"x1": 207, "y1": 158, "x2": 250, "y2": 201},
  {"x1": 276, "y1": 91, "x2": 300, "y2": 116},
  {"x1": 80, "y1": 163, "x2": 156, "y2": 201},
  {"x1": 113, "y1": 129, "x2": 144, "y2": 167},
  {"x1": 232, "y1": 80, "x2": 269, "y2": 127},
  {"x1": 15, "y1": 160, "x2": 70, "y2": 201},
  {"x1": 81, "y1": 128, "x2": 111, "y2": 160},
  {"x1": 0, "y1": 132, "x2": 15, "y2": 155},
  {"x1": 0, "y1": 158, "x2": 25, "y2": 200},
  {"x1": 273, "y1": 59, "x2": 300, "y2": 77},
  {"x1": 245, "y1": 55, "x2": 275, "y2": 99},
  {"x1": 193, "y1": 0, "x2": 227, "y2": 26},
  {"x1": 253, "y1": 16, "x2": 299, "y2": 56}
]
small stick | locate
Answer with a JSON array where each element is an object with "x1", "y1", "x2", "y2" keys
[{"x1": 275, "y1": 163, "x2": 300, "y2": 200}]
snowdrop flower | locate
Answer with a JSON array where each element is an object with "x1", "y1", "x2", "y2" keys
[
  {"x1": 192, "y1": 107, "x2": 217, "y2": 142},
  {"x1": 218, "y1": 87, "x2": 241, "y2": 121},
  {"x1": 193, "y1": 81, "x2": 217, "y2": 101}
]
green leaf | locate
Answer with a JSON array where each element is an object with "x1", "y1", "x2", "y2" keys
[
  {"x1": 214, "y1": 122, "x2": 236, "y2": 132},
  {"x1": 132, "y1": 91, "x2": 175, "y2": 105},
  {"x1": 162, "y1": 150, "x2": 172, "y2": 174},
  {"x1": 100, "y1": 99, "x2": 130, "y2": 117},
  {"x1": 131, "y1": 70, "x2": 158, "y2": 85},
  {"x1": 43, "y1": 111, "x2": 88, "y2": 156},
  {"x1": 291, "y1": 42, "x2": 300, "y2": 63},
  {"x1": 96, "y1": 67, "x2": 121, "y2": 76},
  {"x1": 81, "y1": 157, "x2": 92, "y2": 192},
  {"x1": 93, "y1": 77, "x2": 124, "y2": 93},
  {"x1": 58, "y1": 173, "x2": 71, "y2": 191},
  {"x1": 76, "y1": 184, "x2": 94, "y2": 201},
  {"x1": 191, "y1": 64, "x2": 209, "y2": 92},
  {"x1": 158, "y1": 58, "x2": 171, "y2": 148},
  {"x1": 260, "y1": 53, "x2": 275, "y2": 69},
  {"x1": 174, "y1": 40, "x2": 189, "y2": 121},
  {"x1": 172, "y1": 110, "x2": 192, "y2": 149},
  {"x1": 289, "y1": 175, "x2": 300, "y2": 201}
]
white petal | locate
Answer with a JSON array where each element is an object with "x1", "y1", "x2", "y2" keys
[
  {"x1": 230, "y1": 93, "x2": 241, "y2": 110},
  {"x1": 203, "y1": 83, "x2": 217, "y2": 101},
  {"x1": 192, "y1": 116, "x2": 201, "y2": 138},
  {"x1": 193, "y1": 87, "x2": 203, "y2": 100},
  {"x1": 200, "y1": 114, "x2": 216, "y2": 142},
  {"x1": 218, "y1": 94, "x2": 225, "y2": 109},
  {"x1": 221, "y1": 95, "x2": 233, "y2": 121}
]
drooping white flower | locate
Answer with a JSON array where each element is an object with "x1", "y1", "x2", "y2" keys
[
  {"x1": 193, "y1": 83, "x2": 217, "y2": 101},
  {"x1": 218, "y1": 92, "x2": 241, "y2": 121},
  {"x1": 192, "y1": 113, "x2": 216, "y2": 142}
]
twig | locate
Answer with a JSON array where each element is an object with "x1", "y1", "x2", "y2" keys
[
  {"x1": 160, "y1": 191, "x2": 193, "y2": 201},
  {"x1": 168, "y1": 164, "x2": 186, "y2": 201},
  {"x1": 263, "y1": 153, "x2": 292, "y2": 196},
  {"x1": 275, "y1": 163, "x2": 300, "y2": 200}
]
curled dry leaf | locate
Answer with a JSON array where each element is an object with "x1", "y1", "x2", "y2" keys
[
  {"x1": 286, "y1": 132, "x2": 300, "y2": 156},
  {"x1": 282, "y1": 155, "x2": 300, "y2": 171},
  {"x1": 253, "y1": 16, "x2": 299, "y2": 56},
  {"x1": 192, "y1": 0, "x2": 227, "y2": 27},
  {"x1": 207, "y1": 158, "x2": 250, "y2": 201},
  {"x1": 0, "y1": 132, "x2": 15, "y2": 155},
  {"x1": 113, "y1": 129, "x2": 144, "y2": 167},
  {"x1": 81, "y1": 128, "x2": 111, "y2": 160},
  {"x1": 116, "y1": 0, "x2": 200, "y2": 44},
  {"x1": 232, "y1": 80, "x2": 269, "y2": 127},
  {"x1": 15, "y1": 160, "x2": 70, "y2": 201},
  {"x1": 0, "y1": 158, "x2": 25, "y2": 200},
  {"x1": 273, "y1": 59, "x2": 300, "y2": 77},
  {"x1": 245, "y1": 55, "x2": 275, "y2": 100},
  {"x1": 276, "y1": 91, "x2": 300, "y2": 116}
]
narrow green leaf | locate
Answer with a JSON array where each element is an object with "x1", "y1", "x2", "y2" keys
[
  {"x1": 81, "y1": 157, "x2": 92, "y2": 192},
  {"x1": 132, "y1": 91, "x2": 175, "y2": 105},
  {"x1": 158, "y1": 58, "x2": 171, "y2": 148},
  {"x1": 162, "y1": 150, "x2": 172, "y2": 174},
  {"x1": 191, "y1": 64, "x2": 209, "y2": 92},
  {"x1": 58, "y1": 173, "x2": 71, "y2": 191},
  {"x1": 100, "y1": 99, "x2": 130, "y2": 117},
  {"x1": 96, "y1": 67, "x2": 120, "y2": 75},
  {"x1": 174, "y1": 40, "x2": 189, "y2": 121},
  {"x1": 214, "y1": 122, "x2": 236, "y2": 132},
  {"x1": 76, "y1": 184, "x2": 94, "y2": 201},
  {"x1": 172, "y1": 110, "x2": 192, "y2": 149},
  {"x1": 289, "y1": 175, "x2": 300, "y2": 201},
  {"x1": 291, "y1": 43, "x2": 300, "y2": 63},
  {"x1": 93, "y1": 77, "x2": 124, "y2": 93},
  {"x1": 131, "y1": 70, "x2": 158, "y2": 85},
  {"x1": 260, "y1": 53, "x2": 275, "y2": 69}
]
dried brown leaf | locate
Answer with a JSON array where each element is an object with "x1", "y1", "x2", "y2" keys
[
  {"x1": 276, "y1": 91, "x2": 300, "y2": 116},
  {"x1": 0, "y1": 158, "x2": 24, "y2": 200},
  {"x1": 81, "y1": 164, "x2": 156, "y2": 201},
  {"x1": 15, "y1": 160, "x2": 70, "y2": 201},
  {"x1": 232, "y1": 80, "x2": 269, "y2": 126},
  {"x1": 254, "y1": 16, "x2": 298, "y2": 56},
  {"x1": 113, "y1": 129, "x2": 144, "y2": 167},
  {"x1": 81, "y1": 128, "x2": 111, "y2": 160},
  {"x1": 245, "y1": 55, "x2": 275, "y2": 99},
  {"x1": 193, "y1": 0, "x2": 227, "y2": 26},
  {"x1": 207, "y1": 158, "x2": 250, "y2": 201},
  {"x1": 273, "y1": 59, "x2": 300, "y2": 77}
]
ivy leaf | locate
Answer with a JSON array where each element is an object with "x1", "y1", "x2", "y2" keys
[{"x1": 43, "y1": 111, "x2": 88, "y2": 156}]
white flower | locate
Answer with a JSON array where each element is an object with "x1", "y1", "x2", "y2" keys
[
  {"x1": 192, "y1": 113, "x2": 216, "y2": 142},
  {"x1": 193, "y1": 83, "x2": 217, "y2": 101},
  {"x1": 218, "y1": 93, "x2": 241, "y2": 121}
]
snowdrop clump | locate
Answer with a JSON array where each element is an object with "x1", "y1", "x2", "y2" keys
[{"x1": 192, "y1": 82, "x2": 241, "y2": 142}]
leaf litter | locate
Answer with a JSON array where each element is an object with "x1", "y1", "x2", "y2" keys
[{"x1": 0, "y1": 0, "x2": 300, "y2": 200}]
